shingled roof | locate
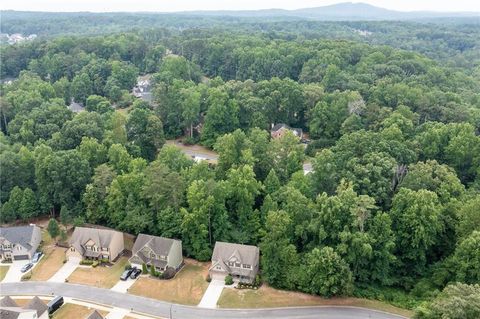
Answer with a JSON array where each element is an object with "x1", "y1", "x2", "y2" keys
[
  {"x1": 85, "y1": 309, "x2": 104, "y2": 319},
  {"x1": 23, "y1": 296, "x2": 47, "y2": 317},
  {"x1": 70, "y1": 227, "x2": 122, "y2": 255},
  {"x1": 0, "y1": 296, "x2": 18, "y2": 308},
  {"x1": 0, "y1": 225, "x2": 38, "y2": 250},
  {"x1": 132, "y1": 234, "x2": 179, "y2": 257},
  {"x1": 212, "y1": 242, "x2": 259, "y2": 267}
]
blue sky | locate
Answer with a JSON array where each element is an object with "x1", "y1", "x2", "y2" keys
[{"x1": 1, "y1": 0, "x2": 479, "y2": 12}]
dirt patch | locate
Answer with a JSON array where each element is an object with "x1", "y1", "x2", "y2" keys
[{"x1": 0, "y1": 265, "x2": 9, "y2": 281}]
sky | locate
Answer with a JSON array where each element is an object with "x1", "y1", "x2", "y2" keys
[{"x1": 1, "y1": 0, "x2": 479, "y2": 13}]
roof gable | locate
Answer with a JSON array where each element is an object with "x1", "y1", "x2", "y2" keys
[{"x1": 212, "y1": 242, "x2": 259, "y2": 266}]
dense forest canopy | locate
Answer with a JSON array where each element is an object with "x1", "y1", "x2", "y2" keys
[{"x1": 0, "y1": 12, "x2": 479, "y2": 318}]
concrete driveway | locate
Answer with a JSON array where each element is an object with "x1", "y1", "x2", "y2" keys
[
  {"x1": 198, "y1": 280, "x2": 225, "y2": 308},
  {"x1": 110, "y1": 277, "x2": 136, "y2": 293},
  {"x1": 48, "y1": 258, "x2": 80, "y2": 282},
  {"x1": 2, "y1": 260, "x2": 32, "y2": 283}
]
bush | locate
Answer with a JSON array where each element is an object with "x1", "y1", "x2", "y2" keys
[
  {"x1": 206, "y1": 274, "x2": 212, "y2": 283},
  {"x1": 80, "y1": 259, "x2": 94, "y2": 265},
  {"x1": 255, "y1": 274, "x2": 262, "y2": 287},
  {"x1": 21, "y1": 272, "x2": 32, "y2": 281},
  {"x1": 92, "y1": 261, "x2": 99, "y2": 268},
  {"x1": 100, "y1": 258, "x2": 109, "y2": 264},
  {"x1": 63, "y1": 259, "x2": 67, "y2": 264},
  {"x1": 125, "y1": 264, "x2": 131, "y2": 270},
  {"x1": 225, "y1": 275, "x2": 233, "y2": 285},
  {"x1": 163, "y1": 267, "x2": 176, "y2": 280},
  {"x1": 142, "y1": 263, "x2": 148, "y2": 273}
]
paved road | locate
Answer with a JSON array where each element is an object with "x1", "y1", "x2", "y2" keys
[{"x1": 1, "y1": 282, "x2": 407, "y2": 319}]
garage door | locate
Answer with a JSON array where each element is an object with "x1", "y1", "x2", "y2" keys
[{"x1": 14, "y1": 255, "x2": 29, "y2": 260}]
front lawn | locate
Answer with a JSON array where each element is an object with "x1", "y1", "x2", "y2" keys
[
  {"x1": 0, "y1": 266, "x2": 9, "y2": 281},
  {"x1": 52, "y1": 303, "x2": 109, "y2": 319},
  {"x1": 67, "y1": 257, "x2": 129, "y2": 289},
  {"x1": 30, "y1": 247, "x2": 66, "y2": 281},
  {"x1": 128, "y1": 259, "x2": 209, "y2": 305},
  {"x1": 218, "y1": 285, "x2": 413, "y2": 318}
]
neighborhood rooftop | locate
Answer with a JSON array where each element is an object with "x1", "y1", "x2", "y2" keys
[
  {"x1": 70, "y1": 227, "x2": 122, "y2": 255},
  {"x1": 212, "y1": 241, "x2": 259, "y2": 267},
  {"x1": 0, "y1": 225, "x2": 37, "y2": 251}
]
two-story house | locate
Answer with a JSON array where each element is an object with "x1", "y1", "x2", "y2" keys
[
  {"x1": 129, "y1": 234, "x2": 183, "y2": 272},
  {"x1": 67, "y1": 227, "x2": 124, "y2": 262},
  {"x1": 209, "y1": 242, "x2": 259, "y2": 283},
  {"x1": 0, "y1": 225, "x2": 41, "y2": 261}
]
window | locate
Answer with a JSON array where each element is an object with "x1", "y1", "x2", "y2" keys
[
  {"x1": 151, "y1": 253, "x2": 156, "y2": 259},
  {"x1": 235, "y1": 262, "x2": 241, "y2": 268},
  {"x1": 228, "y1": 261, "x2": 234, "y2": 267},
  {"x1": 242, "y1": 264, "x2": 251, "y2": 269}
]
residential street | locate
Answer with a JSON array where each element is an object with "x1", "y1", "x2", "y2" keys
[{"x1": 0, "y1": 282, "x2": 408, "y2": 319}]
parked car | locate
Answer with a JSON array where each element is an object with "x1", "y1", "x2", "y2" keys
[
  {"x1": 130, "y1": 267, "x2": 142, "y2": 279},
  {"x1": 120, "y1": 267, "x2": 135, "y2": 280},
  {"x1": 21, "y1": 263, "x2": 33, "y2": 273},
  {"x1": 47, "y1": 296, "x2": 64, "y2": 314},
  {"x1": 32, "y1": 251, "x2": 43, "y2": 263}
]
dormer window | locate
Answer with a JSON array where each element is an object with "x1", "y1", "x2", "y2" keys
[
  {"x1": 235, "y1": 262, "x2": 241, "y2": 268},
  {"x1": 243, "y1": 264, "x2": 251, "y2": 269}
]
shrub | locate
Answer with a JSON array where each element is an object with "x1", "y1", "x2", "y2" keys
[
  {"x1": 206, "y1": 274, "x2": 212, "y2": 283},
  {"x1": 80, "y1": 259, "x2": 94, "y2": 265},
  {"x1": 125, "y1": 264, "x2": 132, "y2": 270},
  {"x1": 92, "y1": 261, "x2": 99, "y2": 268},
  {"x1": 225, "y1": 275, "x2": 233, "y2": 285},
  {"x1": 21, "y1": 272, "x2": 32, "y2": 281},
  {"x1": 142, "y1": 263, "x2": 148, "y2": 273},
  {"x1": 255, "y1": 274, "x2": 262, "y2": 287},
  {"x1": 163, "y1": 267, "x2": 176, "y2": 280},
  {"x1": 100, "y1": 258, "x2": 109, "y2": 264}
]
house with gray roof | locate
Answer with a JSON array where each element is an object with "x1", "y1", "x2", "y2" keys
[
  {"x1": 0, "y1": 296, "x2": 47, "y2": 319},
  {"x1": 24, "y1": 297, "x2": 48, "y2": 318},
  {"x1": 67, "y1": 227, "x2": 124, "y2": 262},
  {"x1": 129, "y1": 234, "x2": 183, "y2": 272},
  {"x1": 0, "y1": 225, "x2": 41, "y2": 261},
  {"x1": 209, "y1": 242, "x2": 260, "y2": 283}
]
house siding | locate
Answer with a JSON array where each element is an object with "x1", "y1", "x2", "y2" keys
[{"x1": 167, "y1": 241, "x2": 183, "y2": 270}]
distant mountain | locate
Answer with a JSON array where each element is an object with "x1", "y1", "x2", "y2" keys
[{"x1": 181, "y1": 2, "x2": 479, "y2": 21}]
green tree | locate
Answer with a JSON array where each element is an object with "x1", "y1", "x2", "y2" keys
[
  {"x1": 47, "y1": 218, "x2": 60, "y2": 241},
  {"x1": 299, "y1": 247, "x2": 353, "y2": 297}
]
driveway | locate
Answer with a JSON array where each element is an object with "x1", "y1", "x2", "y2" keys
[
  {"x1": 48, "y1": 258, "x2": 80, "y2": 282},
  {"x1": 110, "y1": 278, "x2": 136, "y2": 293},
  {"x1": 198, "y1": 280, "x2": 225, "y2": 308},
  {"x1": 0, "y1": 282, "x2": 409, "y2": 319},
  {"x1": 2, "y1": 260, "x2": 32, "y2": 283}
]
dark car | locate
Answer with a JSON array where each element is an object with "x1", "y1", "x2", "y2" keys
[
  {"x1": 120, "y1": 267, "x2": 135, "y2": 280},
  {"x1": 47, "y1": 296, "x2": 64, "y2": 314},
  {"x1": 32, "y1": 251, "x2": 43, "y2": 263},
  {"x1": 21, "y1": 262, "x2": 33, "y2": 273},
  {"x1": 130, "y1": 267, "x2": 142, "y2": 279}
]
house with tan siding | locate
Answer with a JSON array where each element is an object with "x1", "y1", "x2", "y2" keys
[{"x1": 67, "y1": 227, "x2": 124, "y2": 262}]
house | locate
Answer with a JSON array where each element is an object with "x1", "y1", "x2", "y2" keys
[
  {"x1": 130, "y1": 234, "x2": 183, "y2": 272},
  {"x1": 0, "y1": 296, "x2": 48, "y2": 319},
  {"x1": 270, "y1": 123, "x2": 303, "y2": 140},
  {"x1": 209, "y1": 242, "x2": 260, "y2": 283},
  {"x1": 24, "y1": 297, "x2": 48, "y2": 319},
  {"x1": 68, "y1": 100, "x2": 85, "y2": 113},
  {"x1": 67, "y1": 227, "x2": 124, "y2": 262},
  {"x1": 85, "y1": 310, "x2": 104, "y2": 319},
  {"x1": 0, "y1": 225, "x2": 42, "y2": 261}
]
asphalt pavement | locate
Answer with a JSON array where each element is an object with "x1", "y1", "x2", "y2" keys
[{"x1": 0, "y1": 282, "x2": 408, "y2": 319}]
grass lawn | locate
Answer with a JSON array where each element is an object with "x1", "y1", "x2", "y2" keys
[
  {"x1": 128, "y1": 259, "x2": 209, "y2": 305},
  {"x1": 30, "y1": 247, "x2": 66, "y2": 281},
  {"x1": 0, "y1": 266, "x2": 9, "y2": 281},
  {"x1": 13, "y1": 298, "x2": 49, "y2": 306},
  {"x1": 52, "y1": 303, "x2": 109, "y2": 319},
  {"x1": 218, "y1": 285, "x2": 413, "y2": 318},
  {"x1": 67, "y1": 257, "x2": 129, "y2": 289}
]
